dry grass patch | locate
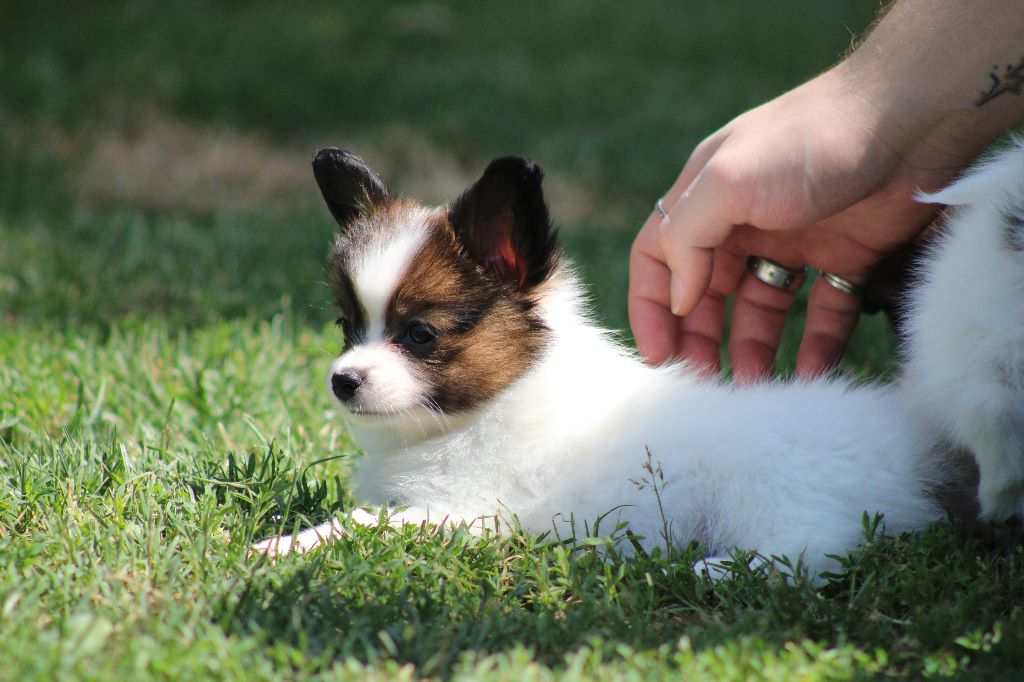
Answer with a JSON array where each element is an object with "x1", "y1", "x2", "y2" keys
[{"x1": 76, "y1": 110, "x2": 611, "y2": 226}]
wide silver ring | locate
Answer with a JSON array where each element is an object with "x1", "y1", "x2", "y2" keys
[
  {"x1": 655, "y1": 198, "x2": 668, "y2": 220},
  {"x1": 746, "y1": 256, "x2": 807, "y2": 292},
  {"x1": 820, "y1": 271, "x2": 863, "y2": 296}
]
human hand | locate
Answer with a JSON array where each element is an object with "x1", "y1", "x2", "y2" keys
[
  {"x1": 630, "y1": 0, "x2": 1024, "y2": 381},
  {"x1": 628, "y1": 70, "x2": 956, "y2": 380}
]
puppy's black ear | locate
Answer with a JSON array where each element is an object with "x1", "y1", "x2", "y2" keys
[
  {"x1": 312, "y1": 148, "x2": 389, "y2": 228},
  {"x1": 449, "y1": 157, "x2": 558, "y2": 289}
]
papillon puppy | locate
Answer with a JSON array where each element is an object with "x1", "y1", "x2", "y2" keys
[{"x1": 254, "y1": 141, "x2": 1024, "y2": 577}]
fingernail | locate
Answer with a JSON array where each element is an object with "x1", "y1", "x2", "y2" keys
[{"x1": 670, "y1": 274, "x2": 684, "y2": 315}]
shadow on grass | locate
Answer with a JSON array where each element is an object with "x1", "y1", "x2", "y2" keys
[
  {"x1": 212, "y1": 471, "x2": 1024, "y2": 679},
  {"x1": 218, "y1": 526, "x2": 710, "y2": 676}
]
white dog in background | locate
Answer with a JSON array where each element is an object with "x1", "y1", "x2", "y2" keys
[{"x1": 253, "y1": 140, "x2": 1024, "y2": 577}]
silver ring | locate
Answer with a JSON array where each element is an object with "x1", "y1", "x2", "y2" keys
[
  {"x1": 655, "y1": 198, "x2": 668, "y2": 220},
  {"x1": 746, "y1": 256, "x2": 807, "y2": 292},
  {"x1": 820, "y1": 271, "x2": 863, "y2": 296}
]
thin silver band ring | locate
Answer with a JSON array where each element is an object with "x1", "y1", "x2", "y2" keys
[
  {"x1": 655, "y1": 198, "x2": 668, "y2": 220},
  {"x1": 820, "y1": 272, "x2": 864, "y2": 296}
]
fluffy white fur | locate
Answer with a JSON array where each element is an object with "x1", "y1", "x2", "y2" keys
[
  {"x1": 902, "y1": 139, "x2": 1024, "y2": 522},
  {"x1": 255, "y1": 141, "x2": 1024, "y2": 578}
]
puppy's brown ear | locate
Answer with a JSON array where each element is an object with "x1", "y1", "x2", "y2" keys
[
  {"x1": 312, "y1": 148, "x2": 389, "y2": 228},
  {"x1": 449, "y1": 156, "x2": 559, "y2": 290}
]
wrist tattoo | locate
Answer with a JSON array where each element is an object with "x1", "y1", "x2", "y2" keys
[{"x1": 977, "y1": 56, "x2": 1024, "y2": 107}]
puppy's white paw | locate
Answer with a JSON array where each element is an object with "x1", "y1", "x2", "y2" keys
[
  {"x1": 349, "y1": 507, "x2": 381, "y2": 527},
  {"x1": 249, "y1": 534, "x2": 301, "y2": 559},
  {"x1": 693, "y1": 553, "x2": 774, "y2": 581},
  {"x1": 250, "y1": 522, "x2": 343, "y2": 559},
  {"x1": 692, "y1": 556, "x2": 733, "y2": 581}
]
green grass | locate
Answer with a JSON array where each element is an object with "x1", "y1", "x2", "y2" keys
[
  {"x1": 2, "y1": 1, "x2": 1022, "y2": 679},
  {"x1": 4, "y1": 319, "x2": 1024, "y2": 680}
]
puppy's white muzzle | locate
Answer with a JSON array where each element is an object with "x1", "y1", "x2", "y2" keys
[{"x1": 328, "y1": 343, "x2": 428, "y2": 415}]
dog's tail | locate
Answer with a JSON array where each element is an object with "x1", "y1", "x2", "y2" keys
[{"x1": 901, "y1": 137, "x2": 1024, "y2": 522}]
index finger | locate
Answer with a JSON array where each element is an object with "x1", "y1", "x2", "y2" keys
[
  {"x1": 628, "y1": 229, "x2": 679, "y2": 364},
  {"x1": 629, "y1": 132, "x2": 728, "y2": 362}
]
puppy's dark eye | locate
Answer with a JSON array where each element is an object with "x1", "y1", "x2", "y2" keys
[
  {"x1": 398, "y1": 321, "x2": 438, "y2": 355},
  {"x1": 407, "y1": 322, "x2": 436, "y2": 344}
]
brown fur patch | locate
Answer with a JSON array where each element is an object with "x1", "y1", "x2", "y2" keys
[{"x1": 384, "y1": 210, "x2": 552, "y2": 412}]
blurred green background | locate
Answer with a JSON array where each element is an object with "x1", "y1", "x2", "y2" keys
[{"x1": 0, "y1": 0, "x2": 890, "y2": 369}]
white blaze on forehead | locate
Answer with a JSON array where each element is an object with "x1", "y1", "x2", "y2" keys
[{"x1": 350, "y1": 209, "x2": 431, "y2": 341}]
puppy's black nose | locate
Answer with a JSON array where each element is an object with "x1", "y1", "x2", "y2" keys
[{"x1": 331, "y1": 369, "x2": 365, "y2": 402}]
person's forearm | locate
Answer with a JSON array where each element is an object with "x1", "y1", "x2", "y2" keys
[{"x1": 836, "y1": 0, "x2": 1024, "y2": 163}]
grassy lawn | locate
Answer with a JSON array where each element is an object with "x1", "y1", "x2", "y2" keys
[{"x1": 2, "y1": 2, "x2": 1022, "y2": 679}]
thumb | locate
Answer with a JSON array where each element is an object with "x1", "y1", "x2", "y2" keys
[{"x1": 658, "y1": 164, "x2": 743, "y2": 316}]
